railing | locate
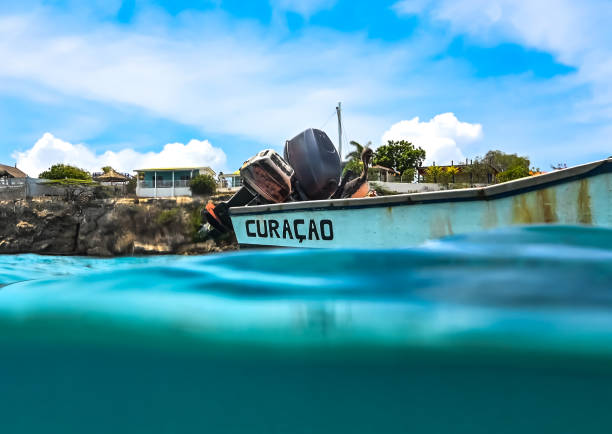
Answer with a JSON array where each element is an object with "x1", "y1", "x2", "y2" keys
[
  {"x1": 138, "y1": 180, "x2": 191, "y2": 189},
  {"x1": 0, "y1": 178, "x2": 26, "y2": 187}
]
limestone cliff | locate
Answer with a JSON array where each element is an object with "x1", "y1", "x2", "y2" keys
[{"x1": 0, "y1": 197, "x2": 237, "y2": 256}]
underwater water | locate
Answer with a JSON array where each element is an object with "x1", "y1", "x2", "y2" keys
[{"x1": 1, "y1": 225, "x2": 612, "y2": 434}]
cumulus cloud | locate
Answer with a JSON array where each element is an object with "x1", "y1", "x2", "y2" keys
[
  {"x1": 381, "y1": 113, "x2": 482, "y2": 165},
  {"x1": 12, "y1": 133, "x2": 226, "y2": 178}
]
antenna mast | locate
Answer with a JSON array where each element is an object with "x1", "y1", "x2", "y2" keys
[{"x1": 336, "y1": 102, "x2": 342, "y2": 160}]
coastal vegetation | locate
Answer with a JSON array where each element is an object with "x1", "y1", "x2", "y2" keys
[
  {"x1": 372, "y1": 140, "x2": 426, "y2": 179},
  {"x1": 39, "y1": 164, "x2": 92, "y2": 180},
  {"x1": 189, "y1": 174, "x2": 217, "y2": 195},
  {"x1": 344, "y1": 139, "x2": 425, "y2": 182}
]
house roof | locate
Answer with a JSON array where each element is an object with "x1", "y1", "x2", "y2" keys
[
  {"x1": 94, "y1": 169, "x2": 129, "y2": 182},
  {"x1": 134, "y1": 167, "x2": 215, "y2": 174},
  {"x1": 0, "y1": 164, "x2": 27, "y2": 178}
]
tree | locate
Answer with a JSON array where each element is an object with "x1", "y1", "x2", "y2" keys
[
  {"x1": 343, "y1": 158, "x2": 363, "y2": 176},
  {"x1": 423, "y1": 165, "x2": 444, "y2": 183},
  {"x1": 497, "y1": 166, "x2": 530, "y2": 183},
  {"x1": 189, "y1": 174, "x2": 217, "y2": 195},
  {"x1": 373, "y1": 140, "x2": 426, "y2": 176},
  {"x1": 101, "y1": 166, "x2": 114, "y2": 174},
  {"x1": 446, "y1": 166, "x2": 460, "y2": 183},
  {"x1": 346, "y1": 140, "x2": 370, "y2": 161},
  {"x1": 483, "y1": 150, "x2": 530, "y2": 173},
  {"x1": 39, "y1": 164, "x2": 91, "y2": 180},
  {"x1": 483, "y1": 150, "x2": 531, "y2": 183}
]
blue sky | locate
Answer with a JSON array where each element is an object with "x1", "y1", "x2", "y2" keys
[{"x1": 0, "y1": 0, "x2": 610, "y2": 176}]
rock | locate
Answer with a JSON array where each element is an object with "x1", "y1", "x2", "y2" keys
[
  {"x1": 16, "y1": 220, "x2": 35, "y2": 234},
  {"x1": 0, "y1": 197, "x2": 237, "y2": 256}
]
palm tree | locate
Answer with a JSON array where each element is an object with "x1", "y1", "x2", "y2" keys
[{"x1": 346, "y1": 140, "x2": 371, "y2": 161}]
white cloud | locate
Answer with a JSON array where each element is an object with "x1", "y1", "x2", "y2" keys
[
  {"x1": 381, "y1": 113, "x2": 482, "y2": 165},
  {"x1": 271, "y1": 0, "x2": 337, "y2": 18},
  {"x1": 12, "y1": 133, "x2": 226, "y2": 177},
  {"x1": 393, "y1": 0, "x2": 612, "y2": 118},
  {"x1": 0, "y1": 9, "x2": 418, "y2": 150}
]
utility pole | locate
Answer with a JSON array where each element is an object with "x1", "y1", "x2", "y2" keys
[{"x1": 336, "y1": 102, "x2": 342, "y2": 160}]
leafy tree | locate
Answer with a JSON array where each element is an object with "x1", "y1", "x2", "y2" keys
[
  {"x1": 346, "y1": 140, "x2": 370, "y2": 161},
  {"x1": 423, "y1": 165, "x2": 444, "y2": 183},
  {"x1": 373, "y1": 140, "x2": 426, "y2": 176},
  {"x1": 483, "y1": 150, "x2": 530, "y2": 183},
  {"x1": 189, "y1": 174, "x2": 217, "y2": 195},
  {"x1": 446, "y1": 166, "x2": 460, "y2": 183},
  {"x1": 101, "y1": 166, "x2": 113, "y2": 174},
  {"x1": 343, "y1": 158, "x2": 363, "y2": 176},
  {"x1": 39, "y1": 164, "x2": 91, "y2": 180},
  {"x1": 401, "y1": 168, "x2": 416, "y2": 182},
  {"x1": 483, "y1": 150, "x2": 530, "y2": 173},
  {"x1": 497, "y1": 166, "x2": 530, "y2": 183}
]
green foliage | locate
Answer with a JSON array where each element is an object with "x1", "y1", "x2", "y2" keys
[
  {"x1": 39, "y1": 164, "x2": 92, "y2": 180},
  {"x1": 483, "y1": 150, "x2": 530, "y2": 173},
  {"x1": 41, "y1": 178, "x2": 96, "y2": 185},
  {"x1": 189, "y1": 208, "x2": 206, "y2": 242},
  {"x1": 423, "y1": 165, "x2": 444, "y2": 183},
  {"x1": 481, "y1": 150, "x2": 531, "y2": 183},
  {"x1": 189, "y1": 174, "x2": 217, "y2": 196},
  {"x1": 343, "y1": 159, "x2": 363, "y2": 175},
  {"x1": 101, "y1": 166, "x2": 113, "y2": 174},
  {"x1": 400, "y1": 168, "x2": 416, "y2": 183},
  {"x1": 372, "y1": 184, "x2": 400, "y2": 196},
  {"x1": 156, "y1": 208, "x2": 181, "y2": 226},
  {"x1": 373, "y1": 140, "x2": 426, "y2": 176},
  {"x1": 346, "y1": 140, "x2": 370, "y2": 161},
  {"x1": 497, "y1": 166, "x2": 530, "y2": 183}
]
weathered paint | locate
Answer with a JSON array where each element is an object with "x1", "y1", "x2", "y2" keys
[
  {"x1": 231, "y1": 159, "x2": 612, "y2": 249},
  {"x1": 577, "y1": 179, "x2": 593, "y2": 224}
]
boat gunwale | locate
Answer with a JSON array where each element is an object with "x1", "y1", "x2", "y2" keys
[{"x1": 229, "y1": 157, "x2": 612, "y2": 216}]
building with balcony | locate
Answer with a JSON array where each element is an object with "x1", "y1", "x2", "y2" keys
[
  {"x1": 134, "y1": 167, "x2": 215, "y2": 197},
  {"x1": 217, "y1": 170, "x2": 242, "y2": 192}
]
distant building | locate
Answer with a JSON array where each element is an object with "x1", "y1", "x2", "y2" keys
[
  {"x1": 217, "y1": 170, "x2": 242, "y2": 191},
  {"x1": 369, "y1": 165, "x2": 401, "y2": 182},
  {"x1": 134, "y1": 167, "x2": 215, "y2": 197},
  {"x1": 0, "y1": 164, "x2": 27, "y2": 186}
]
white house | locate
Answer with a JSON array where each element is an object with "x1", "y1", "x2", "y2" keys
[{"x1": 134, "y1": 167, "x2": 215, "y2": 197}]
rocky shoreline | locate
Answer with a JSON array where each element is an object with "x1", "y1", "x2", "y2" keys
[{"x1": 0, "y1": 197, "x2": 237, "y2": 256}]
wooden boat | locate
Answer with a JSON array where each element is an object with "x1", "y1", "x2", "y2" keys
[{"x1": 229, "y1": 157, "x2": 612, "y2": 248}]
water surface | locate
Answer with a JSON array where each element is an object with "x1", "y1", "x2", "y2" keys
[{"x1": 1, "y1": 225, "x2": 612, "y2": 433}]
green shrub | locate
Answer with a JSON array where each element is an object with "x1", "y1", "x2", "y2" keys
[
  {"x1": 372, "y1": 184, "x2": 399, "y2": 196},
  {"x1": 189, "y1": 208, "x2": 207, "y2": 242},
  {"x1": 156, "y1": 208, "x2": 181, "y2": 226},
  {"x1": 39, "y1": 164, "x2": 91, "y2": 180},
  {"x1": 497, "y1": 166, "x2": 530, "y2": 183},
  {"x1": 189, "y1": 174, "x2": 216, "y2": 195}
]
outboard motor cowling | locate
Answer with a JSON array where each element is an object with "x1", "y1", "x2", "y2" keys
[
  {"x1": 202, "y1": 128, "x2": 341, "y2": 238},
  {"x1": 240, "y1": 149, "x2": 294, "y2": 203},
  {"x1": 284, "y1": 128, "x2": 340, "y2": 201}
]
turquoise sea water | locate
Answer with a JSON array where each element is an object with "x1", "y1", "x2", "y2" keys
[{"x1": 1, "y1": 225, "x2": 612, "y2": 433}]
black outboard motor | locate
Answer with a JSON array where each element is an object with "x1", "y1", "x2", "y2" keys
[
  {"x1": 203, "y1": 128, "x2": 341, "y2": 235},
  {"x1": 285, "y1": 128, "x2": 341, "y2": 201}
]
